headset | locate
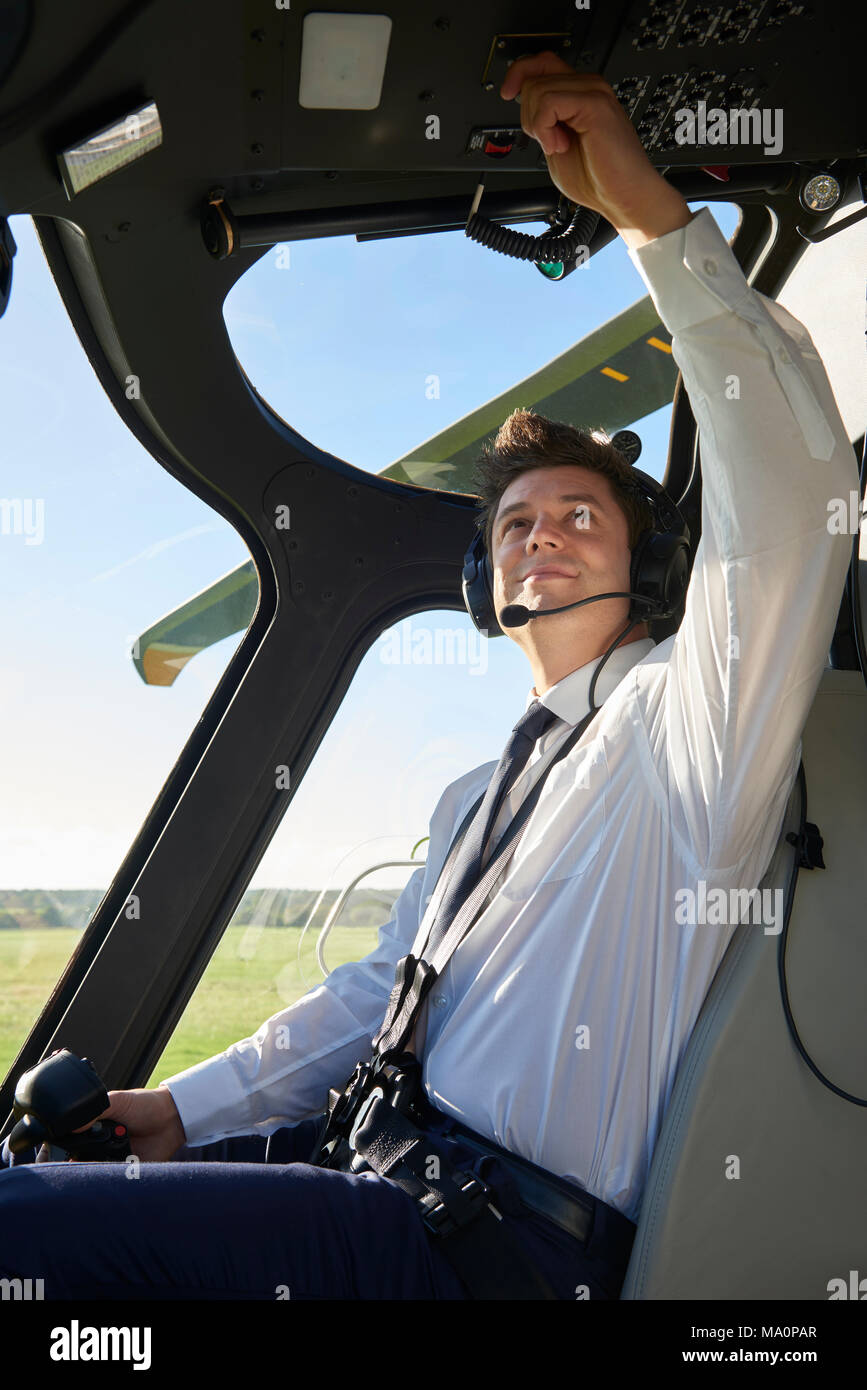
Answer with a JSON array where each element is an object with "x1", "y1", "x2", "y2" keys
[{"x1": 461, "y1": 448, "x2": 692, "y2": 640}]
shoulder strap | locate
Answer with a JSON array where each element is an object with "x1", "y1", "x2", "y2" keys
[{"x1": 372, "y1": 705, "x2": 599, "y2": 1058}]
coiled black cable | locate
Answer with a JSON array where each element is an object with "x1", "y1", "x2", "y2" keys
[{"x1": 465, "y1": 182, "x2": 600, "y2": 265}]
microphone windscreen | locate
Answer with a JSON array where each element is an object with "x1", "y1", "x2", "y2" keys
[{"x1": 500, "y1": 604, "x2": 530, "y2": 627}]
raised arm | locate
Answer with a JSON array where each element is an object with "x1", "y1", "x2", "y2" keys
[
  {"x1": 502, "y1": 53, "x2": 857, "y2": 869},
  {"x1": 626, "y1": 210, "x2": 855, "y2": 868}
]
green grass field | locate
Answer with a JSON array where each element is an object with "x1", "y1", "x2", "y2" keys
[{"x1": 0, "y1": 925, "x2": 381, "y2": 1088}]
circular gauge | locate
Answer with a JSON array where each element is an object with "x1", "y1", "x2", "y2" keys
[{"x1": 799, "y1": 173, "x2": 841, "y2": 213}]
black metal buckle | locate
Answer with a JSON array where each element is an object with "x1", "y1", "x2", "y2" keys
[
  {"x1": 417, "y1": 1172, "x2": 498, "y2": 1238},
  {"x1": 329, "y1": 1060, "x2": 374, "y2": 1134},
  {"x1": 310, "y1": 1060, "x2": 375, "y2": 1165},
  {"x1": 347, "y1": 1084, "x2": 385, "y2": 1151},
  {"x1": 315, "y1": 1050, "x2": 423, "y2": 1167}
]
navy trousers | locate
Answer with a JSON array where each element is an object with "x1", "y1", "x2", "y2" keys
[{"x1": 0, "y1": 1113, "x2": 634, "y2": 1300}]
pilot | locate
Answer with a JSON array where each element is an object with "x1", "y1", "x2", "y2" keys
[{"x1": 0, "y1": 54, "x2": 857, "y2": 1301}]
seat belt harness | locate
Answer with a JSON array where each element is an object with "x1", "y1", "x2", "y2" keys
[{"x1": 310, "y1": 707, "x2": 600, "y2": 1298}]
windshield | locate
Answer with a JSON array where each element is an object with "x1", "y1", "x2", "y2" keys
[{"x1": 223, "y1": 200, "x2": 741, "y2": 490}]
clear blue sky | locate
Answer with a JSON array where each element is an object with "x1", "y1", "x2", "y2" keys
[{"x1": 0, "y1": 201, "x2": 740, "y2": 890}]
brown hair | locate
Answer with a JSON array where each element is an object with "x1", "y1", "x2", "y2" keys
[{"x1": 470, "y1": 408, "x2": 654, "y2": 556}]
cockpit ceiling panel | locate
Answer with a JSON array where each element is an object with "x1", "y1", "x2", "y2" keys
[{"x1": 0, "y1": 1, "x2": 860, "y2": 227}]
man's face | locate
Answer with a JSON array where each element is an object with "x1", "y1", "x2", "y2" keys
[{"x1": 490, "y1": 465, "x2": 633, "y2": 626}]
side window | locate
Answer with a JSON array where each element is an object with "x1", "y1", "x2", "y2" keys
[
  {"x1": 0, "y1": 217, "x2": 253, "y2": 1083},
  {"x1": 148, "y1": 608, "x2": 531, "y2": 1082}
]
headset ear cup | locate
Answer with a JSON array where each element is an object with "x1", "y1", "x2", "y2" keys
[
  {"x1": 482, "y1": 552, "x2": 502, "y2": 637},
  {"x1": 664, "y1": 535, "x2": 690, "y2": 612},
  {"x1": 631, "y1": 531, "x2": 690, "y2": 619},
  {"x1": 462, "y1": 531, "x2": 502, "y2": 636},
  {"x1": 629, "y1": 530, "x2": 655, "y2": 618}
]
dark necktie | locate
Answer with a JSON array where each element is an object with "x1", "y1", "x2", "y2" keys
[{"x1": 425, "y1": 700, "x2": 561, "y2": 956}]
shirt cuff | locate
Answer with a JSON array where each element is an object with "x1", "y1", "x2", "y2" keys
[
  {"x1": 159, "y1": 1053, "x2": 252, "y2": 1148},
  {"x1": 626, "y1": 204, "x2": 753, "y2": 336}
]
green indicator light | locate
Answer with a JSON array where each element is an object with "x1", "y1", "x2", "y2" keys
[{"x1": 536, "y1": 259, "x2": 564, "y2": 280}]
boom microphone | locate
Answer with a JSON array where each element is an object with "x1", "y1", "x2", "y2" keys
[{"x1": 500, "y1": 590, "x2": 668, "y2": 628}]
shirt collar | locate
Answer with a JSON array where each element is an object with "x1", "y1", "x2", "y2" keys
[{"x1": 524, "y1": 638, "x2": 657, "y2": 726}]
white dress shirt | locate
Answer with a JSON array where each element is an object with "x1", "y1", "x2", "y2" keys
[{"x1": 162, "y1": 207, "x2": 857, "y2": 1224}]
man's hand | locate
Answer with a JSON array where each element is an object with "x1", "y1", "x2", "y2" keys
[
  {"x1": 500, "y1": 52, "x2": 692, "y2": 249},
  {"x1": 67, "y1": 1084, "x2": 187, "y2": 1163}
]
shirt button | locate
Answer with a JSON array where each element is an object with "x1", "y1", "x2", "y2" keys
[
  {"x1": 703, "y1": 257, "x2": 718, "y2": 275},
  {"x1": 432, "y1": 995, "x2": 448, "y2": 1008}
]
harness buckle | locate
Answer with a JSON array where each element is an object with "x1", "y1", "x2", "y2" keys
[
  {"x1": 347, "y1": 1084, "x2": 385, "y2": 1151},
  {"x1": 416, "y1": 1172, "x2": 501, "y2": 1237}
]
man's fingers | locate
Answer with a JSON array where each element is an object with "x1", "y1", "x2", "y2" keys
[
  {"x1": 70, "y1": 1106, "x2": 111, "y2": 1133},
  {"x1": 518, "y1": 84, "x2": 620, "y2": 156},
  {"x1": 499, "y1": 49, "x2": 578, "y2": 100},
  {"x1": 501, "y1": 63, "x2": 620, "y2": 153},
  {"x1": 500, "y1": 52, "x2": 614, "y2": 102},
  {"x1": 524, "y1": 91, "x2": 590, "y2": 154}
]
